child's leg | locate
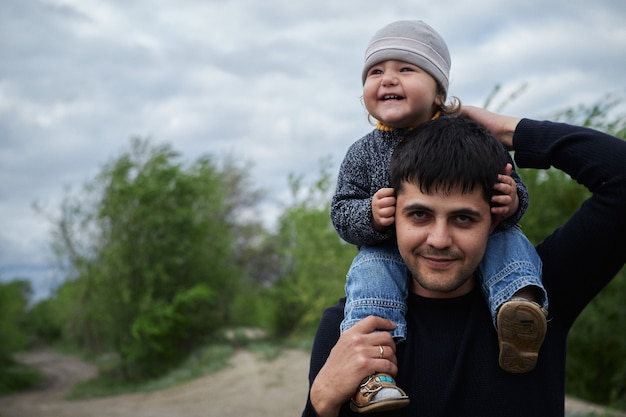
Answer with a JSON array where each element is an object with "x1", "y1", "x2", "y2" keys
[
  {"x1": 479, "y1": 226, "x2": 549, "y2": 373},
  {"x1": 342, "y1": 245, "x2": 410, "y2": 413},
  {"x1": 479, "y1": 226, "x2": 548, "y2": 327},
  {"x1": 342, "y1": 245, "x2": 409, "y2": 342}
]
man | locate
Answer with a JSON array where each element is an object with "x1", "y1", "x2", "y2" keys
[{"x1": 302, "y1": 106, "x2": 626, "y2": 416}]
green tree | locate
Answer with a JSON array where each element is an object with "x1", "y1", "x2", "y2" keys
[
  {"x1": 45, "y1": 138, "x2": 260, "y2": 379},
  {"x1": 0, "y1": 279, "x2": 32, "y2": 358},
  {"x1": 0, "y1": 279, "x2": 40, "y2": 394},
  {"x1": 267, "y1": 159, "x2": 356, "y2": 337},
  {"x1": 26, "y1": 297, "x2": 62, "y2": 345}
]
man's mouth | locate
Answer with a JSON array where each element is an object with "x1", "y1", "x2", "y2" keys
[{"x1": 424, "y1": 256, "x2": 454, "y2": 266}]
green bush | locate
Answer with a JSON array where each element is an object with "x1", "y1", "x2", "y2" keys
[
  {"x1": 121, "y1": 284, "x2": 219, "y2": 379},
  {"x1": 0, "y1": 356, "x2": 43, "y2": 396}
]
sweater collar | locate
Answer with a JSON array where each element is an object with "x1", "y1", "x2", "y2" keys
[{"x1": 376, "y1": 111, "x2": 441, "y2": 132}]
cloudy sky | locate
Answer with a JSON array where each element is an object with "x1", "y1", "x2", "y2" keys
[{"x1": 2, "y1": 0, "x2": 625, "y2": 300}]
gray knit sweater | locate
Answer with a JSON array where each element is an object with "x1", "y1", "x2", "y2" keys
[{"x1": 330, "y1": 127, "x2": 529, "y2": 247}]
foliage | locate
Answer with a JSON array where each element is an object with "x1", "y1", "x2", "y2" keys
[
  {"x1": 266, "y1": 158, "x2": 356, "y2": 337},
  {"x1": 0, "y1": 280, "x2": 32, "y2": 358},
  {"x1": 0, "y1": 279, "x2": 40, "y2": 394},
  {"x1": 25, "y1": 297, "x2": 63, "y2": 345},
  {"x1": 0, "y1": 279, "x2": 42, "y2": 395},
  {"x1": 0, "y1": 357, "x2": 43, "y2": 396},
  {"x1": 121, "y1": 284, "x2": 219, "y2": 377},
  {"x1": 516, "y1": 167, "x2": 589, "y2": 246},
  {"x1": 547, "y1": 92, "x2": 626, "y2": 138},
  {"x1": 566, "y1": 271, "x2": 626, "y2": 409},
  {"x1": 41, "y1": 138, "x2": 260, "y2": 380},
  {"x1": 226, "y1": 223, "x2": 283, "y2": 330}
]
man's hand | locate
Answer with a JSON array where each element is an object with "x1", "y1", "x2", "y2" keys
[
  {"x1": 460, "y1": 105, "x2": 522, "y2": 150},
  {"x1": 372, "y1": 188, "x2": 396, "y2": 231},
  {"x1": 310, "y1": 317, "x2": 397, "y2": 417}
]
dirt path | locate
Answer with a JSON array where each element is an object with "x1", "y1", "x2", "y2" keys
[
  {"x1": 0, "y1": 348, "x2": 624, "y2": 417},
  {"x1": 0, "y1": 347, "x2": 309, "y2": 417}
]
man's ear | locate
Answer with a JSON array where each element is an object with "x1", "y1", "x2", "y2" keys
[
  {"x1": 489, "y1": 213, "x2": 501, "y2": 234},
  {"x1": 488, "y1": 220, "x2": 497, "y2": 234}
]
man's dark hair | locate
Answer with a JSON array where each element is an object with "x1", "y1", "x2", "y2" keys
[{"x1": 390, "y1": 116, "x2": 509, "y2": 203}]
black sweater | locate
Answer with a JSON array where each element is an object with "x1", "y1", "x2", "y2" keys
[{"x1": 302, "y1": 119, "x2": 626, "y2": 417}]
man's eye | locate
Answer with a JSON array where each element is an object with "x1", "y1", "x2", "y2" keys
[
  {"x1": 456, "y1": 215, "x2": 474, "y2": 224},
  {"x1": 411, "y1": 211, "x2": 428, "y2": 220}
]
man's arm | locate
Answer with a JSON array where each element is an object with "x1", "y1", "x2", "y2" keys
[
  {"x1": 516, "y1": 117, "x2": 626, "y2": 322},
  {"x1": 464, "y1": 105, "x2": 626, "y2": 324}
]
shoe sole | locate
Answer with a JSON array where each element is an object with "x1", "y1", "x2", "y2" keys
[
  {"x1": 351, "y1": 373, "x2": 410, "y2": 414},
  {"x1": 497, "y1": 300, "x2": 547, "y2": 373},
  {"x1": 350, "y1": 397, "x2": 410, "y2": 413}
]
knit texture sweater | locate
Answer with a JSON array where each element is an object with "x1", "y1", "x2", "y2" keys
[
  {"x1": 330, "y1": 124, "x2": 529, "y2": 247},
  {"x1": 304, "y1": 119, "x2": 626, "y2": 416}
]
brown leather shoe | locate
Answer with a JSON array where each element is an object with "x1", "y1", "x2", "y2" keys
[
  {"x1": 350, "y1": 372, "x2": 410, "y2": 413},
  {"x1": 497, "y1": 298, "x2": 548, "y2": 373}
]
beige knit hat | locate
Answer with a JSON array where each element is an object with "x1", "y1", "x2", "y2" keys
[{"x1": 362, "y1": 20, "x2": 451, "y2": 93}]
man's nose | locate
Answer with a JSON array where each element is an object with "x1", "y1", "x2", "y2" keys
[{"x1": 426, "y1": 222, "x2": 452, "y2": 248}]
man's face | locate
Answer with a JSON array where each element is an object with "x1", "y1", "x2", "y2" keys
[{"x1": 395, "y1": 181, "x2": 492, "y2": 298}]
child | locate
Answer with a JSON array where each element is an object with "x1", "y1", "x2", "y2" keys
[{"x1": 331, "y1": 20, "x2": 549, "y2": 413}]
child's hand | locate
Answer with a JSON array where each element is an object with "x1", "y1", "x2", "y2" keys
[
  {"x1": 372, "y1": 188, "x2": 396, "y2": 231},
  {"x1": 491, "y1": 163, "x2": 519, "y2": 225}
]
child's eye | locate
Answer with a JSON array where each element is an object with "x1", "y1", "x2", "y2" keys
[
  {"x1": 400, "y1": 67, "x2": 414, "y2": 72},
  {"x1": 369, "y1": 68, "x2": 383, "y2": 76}
]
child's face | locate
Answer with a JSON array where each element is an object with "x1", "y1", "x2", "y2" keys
[{"x1": 363, "y1": 60, "x2": 441, "y2": 129}]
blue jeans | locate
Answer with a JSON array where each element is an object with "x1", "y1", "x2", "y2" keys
[{"x1": 341, "y1": 226, "x2": 548, "y2": 342}]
